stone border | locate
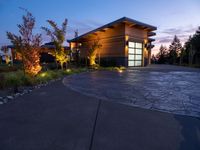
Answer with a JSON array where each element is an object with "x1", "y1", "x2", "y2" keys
[{"x1": 0, "y1": 78, "x2": 62, "y2": 105}]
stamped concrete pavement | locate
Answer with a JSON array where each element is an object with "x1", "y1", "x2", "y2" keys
[
  {"x1": 63, "y1": 65, "x2": 200, "y2": 118},
  {"x1": 0, "y1": 66, "x2": 199, "y2": 150}
]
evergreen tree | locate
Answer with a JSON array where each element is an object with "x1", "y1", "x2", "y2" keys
[
  {"x1": 191, "y1": 27, "x2": 200, "y2": 65},
  {"x1": 156, "y1": 45, "x2": 168, "y2": 64},
  {"x1": 151, "y1": 54, "x2": 157, "y2": 64},
  {"x1": 183, "y1": 27, "x2": 200, "y2": 65},
  {"x1": 168, "y1": 35, "x2": 182, "y2": 64}
]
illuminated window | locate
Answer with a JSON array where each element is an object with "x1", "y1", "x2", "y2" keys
[
  {"x1": 128, "y1": 42, "x2": 143, "y2": 67},
  {"x1": 128, "y1": 48, "x2": 134, "y2": 54},
  {"x1": 128, "y1": 61, "x2": 134, "y2": 66},
  {"x1": 128, "y1": 54, "x2": 135, "y2": 60},
  {"x1": 135, "y1": 55, "x2": 142, "y2": 60},
  {"x1": 128, "y1": 42, "x2": 135, "y2": 48},
  {"x1": 136, "y1": 43, "x2": 142, "y2": 48}
]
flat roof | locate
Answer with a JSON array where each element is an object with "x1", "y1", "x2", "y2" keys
[{"x1": 68, "y1": 17, "x2": 157, "y2": 42}]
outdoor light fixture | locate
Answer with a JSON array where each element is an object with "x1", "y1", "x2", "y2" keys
[
  {"x1": 40, "y1": 72, "x2": 47, "y2": 77},
  {"x1": 118, "y1": 69, "x2": 123, "y2": 73},
  {"x1": 66, "y1": 69, "x2": 71, "y2": 72}
]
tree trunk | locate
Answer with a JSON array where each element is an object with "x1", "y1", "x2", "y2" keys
[
  {"x1": 189, "y1": 49, "x2": 195, "y2": 66},
  {"x1": 89, "y1": 55, "x2": 96, "y2": 66},
  {"x1": 61, "y1": 62, "x2": 63, "y2": 70}
]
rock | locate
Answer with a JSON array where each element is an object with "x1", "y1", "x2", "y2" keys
[
  {"x1": 14, "y1": 93, "x2": 20, "y2": 97},
  {"x1": 7, "y1": 96, "x2": 14, "y2": 100},
  {"x1": 23, "y1": 90, "x2": 28, "y2": 94},
  {"x1": 0, "y1": 97, "x2": 3, "y2": 100},
  {"x1": 3, "y1": 99, "x2": 7, "y2": 103},
  {"x1": 0, "y1": 101, "x2": 3, "y2": 105}
]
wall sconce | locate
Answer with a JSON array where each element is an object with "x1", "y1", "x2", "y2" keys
[{"x1": 125, "y1": 35, "x2": 129, "y2": 41}]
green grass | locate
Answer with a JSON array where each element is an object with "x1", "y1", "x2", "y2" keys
[
  {"x1": 0, "y1": 68, "x2": 88, "y2": 90},
  {"x1": 0, "y1": 66, "x2": 126, "y2": 90},
  {"x1": 0, "y1": 64, "x2": 21, "y2": 72},
  {"x1": 99, "y1": 66, "x2": 126, "y2": 71}
]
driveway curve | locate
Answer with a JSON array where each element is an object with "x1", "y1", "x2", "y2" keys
[{"x1": 63, "y1": 65, "x2": 200, "y2": 118}]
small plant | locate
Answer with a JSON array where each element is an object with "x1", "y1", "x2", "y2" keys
[
  {"x1": 21, "y1": 75, "x2": 36, "y2": 86},
  {"x1": 5, "y1": 72, "x2": 22, "y2": 93},
  {"x1": 0, "y1": 74, "x2": 6, "y2": 89}
]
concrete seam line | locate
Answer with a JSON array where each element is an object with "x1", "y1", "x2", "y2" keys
[{"x1": 89, "y1": 99, "x2": 102, "y2": 150}]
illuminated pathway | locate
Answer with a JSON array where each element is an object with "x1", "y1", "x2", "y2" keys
[{"x1": 63, "y1": 65, "x2": 200, "y2": 118}]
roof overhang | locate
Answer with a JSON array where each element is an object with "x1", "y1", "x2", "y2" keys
[{"x1": 68, "y1": 17, "x2": 157, "y2": 43}]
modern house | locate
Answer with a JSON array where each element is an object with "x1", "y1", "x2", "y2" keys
[{"x1": 68, "y1": 17, "x2": 157, "y2": 67}]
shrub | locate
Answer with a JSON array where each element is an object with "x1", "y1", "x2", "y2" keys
[
  {"x1": 0, "y1": 74, "x2": 6, "y2": 89},
  {"x1": 0, "y1": 68, "x2": 89, "y2": 91},
  {"x1": 0, "y1": 66, "x2": 18, "y2": 72},
  {"x1": 5, "y1": 71, "x2": 23, "y2": 93},
  {"x1": 21, "y1": 75, "x2": 36, "y2": 86},
  {"x1": 89, "y1": 64, "x2": 99, "y2": 70},
  {"x1": 36, "y1": 70, "x2": 63, "y2": 84}
]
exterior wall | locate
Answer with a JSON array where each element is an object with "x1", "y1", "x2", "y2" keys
[
  {"x1": 125, "y1": 24, "x2": 149, "y2": 66},
  {"x1": 78, "y1": 23, "x2": 126, "y2": 59},
  {"x1": 70, "y1": 22, "x2": 154, "y2": 67}
]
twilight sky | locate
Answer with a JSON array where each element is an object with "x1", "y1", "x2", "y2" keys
[{"x1": 0, "y1": 0, "x2": 200, "y2": 54}]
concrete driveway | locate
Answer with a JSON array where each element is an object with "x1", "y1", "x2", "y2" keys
[
  {"x1": 63, "y1": 65, "x2": 200, "y2": 118},
  {"x1": 0, "y1": 65, "x2": 199, "y2": 150}
]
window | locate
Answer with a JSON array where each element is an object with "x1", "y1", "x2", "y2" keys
[
  {"x1": 135, "y1": 55, "x2": 142, "y2": 60},
  {"x1": 128, "y1": 61, "x2": 134, "y2": 66},
  {"x1": 128, "y1": 42, "x2": 143, "y2": 67},
  {"x1": 128, "y1": 55, "x2": 135, "y2": 60}
]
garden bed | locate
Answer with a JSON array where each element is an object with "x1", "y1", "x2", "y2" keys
[
  {"x1": 0, "y1": 68, "x2": 88, "y2": 104},
  {"x1": 0, "y1": 66, "x2": 126, "y2": 105}
]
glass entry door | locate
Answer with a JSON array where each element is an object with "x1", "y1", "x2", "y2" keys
[{"x1": 128, "y1": 42, "x2": 143, "y2": 67}]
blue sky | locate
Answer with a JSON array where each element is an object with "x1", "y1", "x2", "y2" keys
[{"x1": 0, "y1": 0, "x2": 200, "y2": 54}]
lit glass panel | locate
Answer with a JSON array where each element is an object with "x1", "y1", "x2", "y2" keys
[
  {"x1": 128, "y1": 48, "x2": 135, "y2": 54},
  {"x1": 135, "y1": 61, "x2": 142, "y2": 66},
  {"x1": 135, "y1": 55, "x2": 142, "y2": 60},
  {"x1": 128, "y1": 42, "x2": 135, "y2": 48},
  {"x1": 128, "y1": 55, "x2": 135, "y2": 60},
  {"x1": 136, "y1": 43, "x2": 142, "y2": 48},
  {"x1": 136, "y1": 49, "x2": 142, "y2": 54},
  {"x1": 128, "y1": 61, "x2": 134, "y2": 66}
]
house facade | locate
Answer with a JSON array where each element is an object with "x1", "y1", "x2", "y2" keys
[{"x1": 68, "y1": 17, "x2": 156, "y2": 67}]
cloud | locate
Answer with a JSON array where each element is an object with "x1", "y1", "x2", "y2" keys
[
  {"x1": 154, "y1": 25, "x2": 198, "y2": 46},
  {"x1": 66, "y1": 19, "x2": 103, "y2": 40},
  {"x1": 69, "y1": 19, "x2": 102, "y2": 30},
  {"x1": 161, "y1": 26, "x2": 198, "y2": 35},
  {"x1": 152, "y1": 25, "x2": 198, "y2": 55},
  {"x1": 85, "y1": 19, "x2": 103, "y2": 27}
]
